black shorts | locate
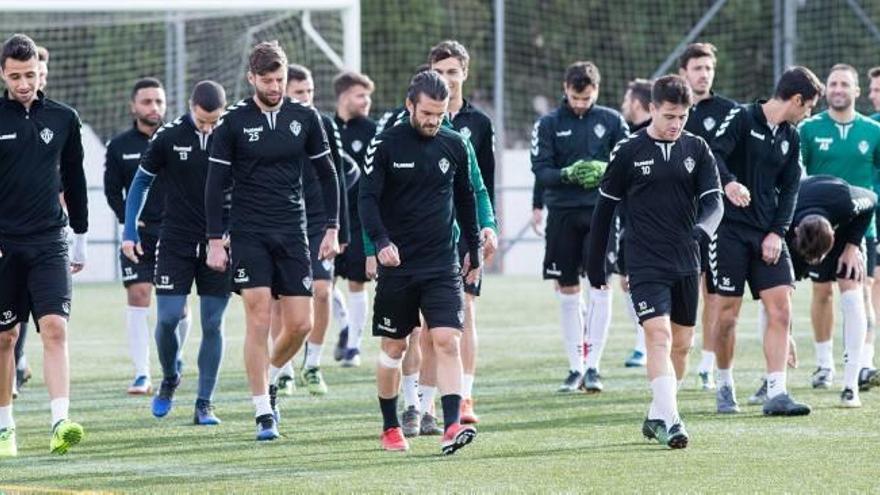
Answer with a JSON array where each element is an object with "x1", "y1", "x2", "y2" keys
[
  {"x1": 120, "y1": 229, "x2": 158, "y2": 287},
  {"x1": 154, "y1": 238, "x2": 231, "y2": 296},
  {"x1": 713, "y1": 223, "x2": 794, "y2": 300},
  {"x1": 309, "y1": 232, "x2": 335, "y2": 281},
  {"x1": 458, "y1": 239, "x2": 481, "y2": 296},
  {"x1": 701, "y1": 232, "x2": 718, "y2": 293},
  {"x1": 544, "y1": 207, "x2": 594, "y2": 287},
  {"x1": 792, "y1": 235, "x2": 866, "y2": 284},
  {"x1": 867, "y1": 237, "x2": 877, "y2": 276},
  {"x1": 372, "y1": 272, "x2": 464, "y2": 339},
  {"x1": 335, "y1": 222, "x2": 368, "y2": 283},
  {"x1": 0, "y1": 230, "x2": 71, "y2": 332},
  {"x1": 230, "y1": 231, "x2": 312, "y2": 297},
  {"x1": 628, "y1": 272, "x2": 700, "y2": 326}
]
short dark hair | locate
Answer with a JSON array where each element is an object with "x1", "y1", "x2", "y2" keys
[
  {"x1": 828, "y1": 63, "x2": 859, "y2": 84},
  {"x1": 869, "y1": 66, "x2": 880, "y2": 80},
  {"x1": 627, "y1": 78, "x2": 653, "y2": 111},
  {"x1": 36, "y1": 45, "x2": 49, "y2": 63},
  {"x1": 249, "y1": 41, "x2": 287, "y2": 76},
  {"x1": 774, "y1": 66, "x2": 825, "y2": 102},
  {"x1": 287, "y1": 63, "x2": 312, "y2": 83},
  {"x1": 1, "y1": 33, "x2": 38, "y2": 69},
  {"x1": 564, "y1": 61, "x2": 601, "y2": 91},
  {"x1": 794, "y1": 215, "x2": 834, "y2": 264},
  {"x1": 427, "y1": 40, "x2": 470, "y2": 70},
  {"x1": 190, "y1": 80, "x2": 226, "y2": 112},
  {"x1": 652, "y1": 74, "x2": 693, "y2": 106},
  {"x1": 333, "y1": 71, "x2": 375, "y2": 98},
  {"x1": 679, "y1": 42, "x2": 717, "y2": 70},
  {"x1": 406, "y1": 70, "x2": 449, "y2": 105},
  {"x1": 131, "y1": 77, "x2": 163, "y2": 101}
]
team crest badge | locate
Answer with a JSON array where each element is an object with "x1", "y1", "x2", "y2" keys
[
  {"x1": 859, "y1": 140, "x2": 870, "y2": 155},
  {"x1": 352, "y1": 139, "x2": 363, "y2": 153},
  {"x1": 290, "y1": 120, "x2": 302, "y2": 136},
  {"x1": 684, "y1": 156, "x2": 696, "y2": 173},
  {"x1": 460, "y1": 126, "x2": 472, "y2": 139},
  {"x1": 594, "y1": 123, "x2": 606, "y2": 138},
  {"x1": 302, "y1": 276, "x2": 313, "y2": 290},
  {"x1": 438, "y1": 157, "x2": 450, "y2": 174},
  {"x1": 703, "y1": 117, "x2": 716, "y2": 131},
  {"x1": 40, "y1": 128, "x2": 54, "y2": 144},
  {"x1": 780, "y1": 140, "x2": 789, "y2": 156}
]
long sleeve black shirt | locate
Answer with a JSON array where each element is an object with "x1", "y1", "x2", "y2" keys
[
  {"x1": 335, "y1": 114, "x2": 377, "y2": 232},
  {"x1": 451, "y1": 99, "x2": 496, "y2": 206},
  {"x1": 104, "y1": 122, "x2": 164, "y2": 232},
  {"x1": 791, "y1": 175, "x2": 877, "y2": 247},
  {"x1": 303, "y1": 112, "x2": 349, "y2": 241}
]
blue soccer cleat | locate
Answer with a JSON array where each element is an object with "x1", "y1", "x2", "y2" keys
[
  {"x1": 255, "y1": 414, "x2": 279, "y2": 441},
  {"x1": 152, "y1": 375, "x2": 180, "y2": 418},
  {"x1": 193, "y1": 399, "x2": 221, "y2": 425}
]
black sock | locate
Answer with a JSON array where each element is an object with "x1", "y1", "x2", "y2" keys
[
  {"x1": 379, "y1": 396, "x2": 400, "y2": 430},
  {"x1": 441, "y1": 394, "x2": 461, "y2": 432}
]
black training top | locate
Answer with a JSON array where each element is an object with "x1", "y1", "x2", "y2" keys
[
  {"x1": 0, "y1": 91, "x2": 88, "y2": 237},
  {"x1": 791, "y1": 175, "x2": 877, "y2": 248},
  {"x1": 302, "y1": 112, "x2": 349, "y2": 241},
  {"x1": 336, "y1": 114, "x2": 377, "y2": 230},
  {"x1": 685, "y1": 92, "x2": 738, "y2": 143},
  {"x1": 358, "y1": 122, "x2": 479, "y2": 276},
  {"x1": 450, "y1": 99, "x2": 496, "y2": 206},
  {"x1": 104, "y1": 122, "x2": 164, "y2": 231}
]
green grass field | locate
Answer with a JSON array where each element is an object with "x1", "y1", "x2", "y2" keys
[{"x1": 1, "y1": 276, "x2": 878, "y2": 494}]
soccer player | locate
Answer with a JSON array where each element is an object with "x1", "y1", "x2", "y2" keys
[
  {"x1": 423, "y1": 40, "x2": 498, "y2": 424},
  {"x1": 205, "y1": 41, "x2": 339, "y2": 441},
  {"x1": 678, "y1": 42, "x2": 738, "y2": 390},
  {"x1": 587, "y1": 74, "x2": 723, "y2": 449},
  {"x1": 266, "y1": 63, "x2": 348, "y2": 396},
  {"x1": 122, "y1": 80, "x2": 230, "y2": 424},
  {"x1": 104, "y1": 78, "x2": 190, "y2": 395},
  {"x1": 787, "y1": 175, "x2": 877, "y2": 407},
  {"x1": 794, "y1": 64, "x2": 880, "y2": 393},
  {"x1": 617, "y1": 78, "x2": 652, "y2": 368},
  {"x1": 710, "y1": 66, "x2": 823, "y2": 416},
  {"x1": 331, "y1": 70, "x2": 377, "y2": 367},
  {"x1": 359, "y1": 70, "x2": 480, "y2": 454},
  {"x1": 531, "y1": 61, "x2": 628, "y2": 392},
  {"x1": 0, "y1": 33, "x2": 89, "y2": 456}
]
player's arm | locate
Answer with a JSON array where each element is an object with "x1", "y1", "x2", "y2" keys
[
  {"x1": 358, "y1": 137, "x2": 391, "y2": 251},
  {"x1": 610, "y1": 114, "x2": 630, "y2": 150},
  {"x1": 797, "y1": 121, "x2": 812, "y2": 174},
  {"x1": 326, "y1": 117, "x2": 349, "y2": 245},
  {"x1": 60, "y1": 111, "x2": 88, "y2": 235},
  {"x1": 102, "y1": 141, "x2": 126, "y2": 224},
  {"x1": 342, "y1": 151, "x2": 361, "y2": 190},
  {"x1": 531, "y1": 117, "x2": 563, "y2": 186},
  {"x1": 123, "y1": 133, "x2": 165, "y2": 246},
  {"x1": 769, "y1": 134, "x2": 803, "y2": 237},
  {"x1": 307, "y1": 110, "x2": 340, "y2": 234},
  {"x1": 463, "y1": 136, "x2": 497, "y2": 233},
  {"x1": 477, "y1": 120, "x2": 497, "y2": 206},
  {"x1": 586, "y1": 144, "x2": 628, "y2": 288},
  {"x1": 694, "y1": 140, "x2": 724, "y2": 240},
  {"x1": 710, "y1": 106, "x2": 749, "y2": 205},
  {"x1": 453, "y1": 143, "x2": 481, "y2": 276}
]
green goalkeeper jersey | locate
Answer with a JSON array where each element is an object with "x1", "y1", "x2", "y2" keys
[{"x1": 799, "y1": 111, "x2": 880, "y2": 238}]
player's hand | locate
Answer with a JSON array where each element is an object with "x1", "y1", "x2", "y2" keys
[
  {"x1": 761, "y1": 232, "x2": 783, "y2": 265},
  {"x1": 531, "y1": 208, "x2": 545, "y2": 237},
  {"x1": 137, "y1": 220, "x2": 146, "y2": 228},
  {"x1": 378, "y1": 243, "x2": 401, "y2": 267},
  {"x1": 339, "y1": 243, "x2": 348, "y2": 254},
  {"x1": 70, "y1": 233, "x2": 87, "y2": 274},
  {"x1": 481, "y1": 228, "x2": 498, "y2": 265},
  {"x1": 319, "y1": 228, "x2": 340, "y2": 261},
  {"x1": 619, "y1": 275, "x2": 630, "y2": 293},
  {"x1": 787, "y1": 334, "x2": 799, "y2": 369},
  {"x1": 462, "y1": 251, "x2": 482, "y2": 285},
  {"x1": 206, "y1": 238, "x2": 228, "y2": 272},
  {"x1": 121, "y1": 240, "x2": 144, "y2": 264},
  {"x1": 366, "y1": 256, "x2": 378, "y2": 280},
  {"x1": 724, "y1": 181, "x2": 751, "y2": 208},
  {"x1": 839, "y1": 243, "x2": 865, "y2": 282}
]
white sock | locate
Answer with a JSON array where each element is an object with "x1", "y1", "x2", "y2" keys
[
  {"x1": 558, "y1": 292, "x2": 584, "y2": 374},
  {"x1": 584, "y1": 288, "x2": 611, "y2": 371},
  {"x1": 698, "y1": 350, "x2": 716, "y2": 375},
  {"x1": 716, "y1": 368, "x2": 734, "y2": 388},
  {"x1": 815, "y1": 340, "x2": 834, "y2": 370},
  {"x1": 332, "y1": 285, "x2": 349, "y2": 330},
  {"x1": 281, "y1": 360, "x2": 295, "y2": 377},
  {"x1": 402, "y1": 373, "x2": 420, "y2": 410},
  {"x1": 420, "y1": 385, "x2": 436, "y2": 414},
  {"x1": 648, "y1": 375, "x2": 679, "y2": 426},
  {"x1": 841, "y1": 289, "x2": 867, "y2": 391},
  {"x1": 634, "y1": 324, "x2": 646, "y2": 355},
  {"x1": 252, "y1": 394, "x2": 272, "y2": 417},
  {"x1": 50, "y1": 397, "x2": 69, "y2": 427},
  {"x1": 126, "y1": 306, "x2": 151, "y2": 377},
  {"x1": 176, "y1": 312, "x2": 192, "y2": 350},
  {"x1": 347, "y1": 290, "x2": 368, "y2": 351},
  {"x1": 0, "y1": 405, "x2": 13, "y2": 429},
  {"x1": 757, "y1": 300, "x2": 768, "y2": 341},
  {"x1": 305, "y1": 343, "x2": 322, "y2": 369},
  {"x1": 862, "y1": 342, "x2": 876, "y2": 369},
  {"x1": 766, "y1": 371, "x2": 787, "y2": 399},
  {"x1": 17, "y1": 355, "x2": 27, "y2": 372},
  {"x1": 462, "y1": 373, "x2": 475, "y2": 399},
  {"x1": 269, "y1": 365, "x2": 283, "y2": 386}
]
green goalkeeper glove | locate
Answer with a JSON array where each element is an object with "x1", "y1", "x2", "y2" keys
[{"x1": 560, "y1": 160, "x2": 607, "y2": 189}]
